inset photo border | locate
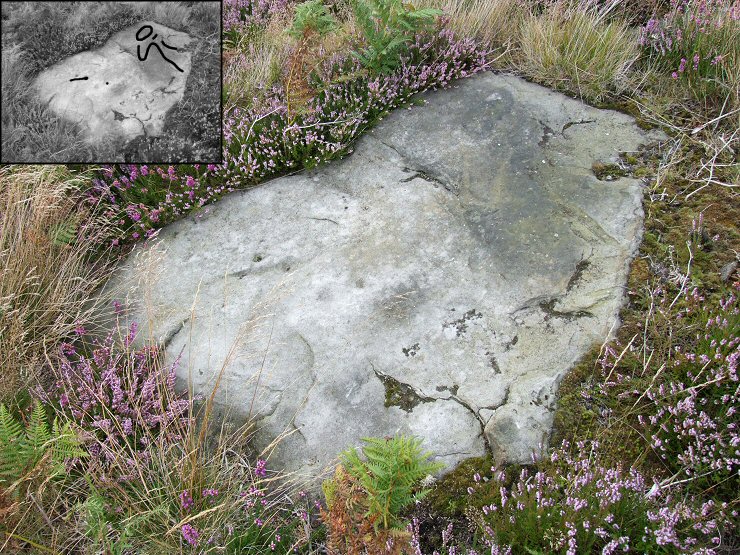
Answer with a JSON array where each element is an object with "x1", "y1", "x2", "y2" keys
[{"x1": 1, "y1": 1, "x2": 222, "y2": 164}]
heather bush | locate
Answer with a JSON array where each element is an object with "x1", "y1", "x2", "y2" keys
[
  {"x1": 87, "y1": 163, "x2": 233, "y2": 244},
  {"x1": 24, "y1": 319, "x2": 323, "y2": 553},
  {"x1": 466, "y1": 440, "x2": 730, "y2": 554},
  {"x1": 639, "y1": 0, "x2": 740, "y2": 105},
  {"x1": 75, "y1": 441, "x2": 318, "y2": 554},
  {"x1": 224, "y1": 0, "x2": 294, "y2": 38},
  {"x1": 597, "y1": 283, "x2": 739, "y2": 501},
  {"x1": 35, "y1": 322, "x2": 191, "y2": 471}
]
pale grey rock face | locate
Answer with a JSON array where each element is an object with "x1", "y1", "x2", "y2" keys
[
  {"x1": 106, "y1": 73, "x2": 664, "y2": 478},
  {"x1": 33, "y1": 22, "x2": 192, "y2": 144}
]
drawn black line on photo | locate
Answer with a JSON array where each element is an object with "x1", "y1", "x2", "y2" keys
[
  {"x1": 135, "y1": 24, "x2": 184, "y2": 72},
  {"x1": 69, "y1": 76, "x2": 88, "y2": 81}
]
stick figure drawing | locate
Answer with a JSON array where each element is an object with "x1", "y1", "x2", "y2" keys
[{"x1": 135, "y1": 24, "x2": 184, "y2": 72}]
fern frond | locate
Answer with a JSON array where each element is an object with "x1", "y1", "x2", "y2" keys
[
  {"x1": 0, "y1": 404, "x2": 23, "y2": 445},
  {"x1": 49, "y1": 218, "x2": 78, "y2": 246},
  {"x1": 25, "y1": 401, "x2": 51, "y2": 454},
  {"x1": 51, "y1": 419, "x2": 88, "y2": 463},
  {"x1": 0, "y1": 404, "x2": 26, "y2": 482}
]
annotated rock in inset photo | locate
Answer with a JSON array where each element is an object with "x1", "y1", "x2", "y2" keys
[
  {"x1": 33, "y1": 21, "x2": 191, "y2": 145},
  {"x1": 104, "y1": 73, "x2": 665, "y2": 480}
]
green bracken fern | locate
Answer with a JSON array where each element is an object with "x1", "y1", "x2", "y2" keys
[
  {"x1": 0, "y1": 401, "x2": 86, "y2": 490},
  {"x1": 340, "y1": 435, "x2": 444, "y2": 530},
  {"x1": 351, "y1": 0, "x2": 442, "y2": 74}
]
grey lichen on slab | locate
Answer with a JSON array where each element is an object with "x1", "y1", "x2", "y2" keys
[
  {"x1": 104, "y1": 73, "x2": 665, "y2": 478},
  {"x1": 33, "y1": 21, "x2": 192, "y2": 144}
]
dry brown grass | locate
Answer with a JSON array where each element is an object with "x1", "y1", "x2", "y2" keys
[
  {"x1": 416, "y1": 0, "x2": 526, "y2": 51},
  {"x1": 0, "y1": 166, "x2": 115, "y2": 403}
]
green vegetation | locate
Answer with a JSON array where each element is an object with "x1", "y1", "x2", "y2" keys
[
  {"x1": 0, "y1": 402, "x2": 85, "y2": 489},
  {"x1": 322, "y1": 435, "x2": 444, "y2": 553},
  {"x1": 340, "y1": 436, "x2": 443, "y2": 531},
  {"x1": 351, "y1": 0, "x2": 442, "y2": 74}
]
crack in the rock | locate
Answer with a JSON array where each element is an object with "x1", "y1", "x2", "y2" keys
[
  {"x1": 131, "y1": 115, "x2": 149, "y2": 138},
  {"x1": 252, "y1": 387, "x2": 283, "y2": 418},
  {"x1": 112, "y1": 109, "x2": 149, "y2": 137},
  {"x1": 538, "y1": 298, "x2": 594, "y2": 322},
  {"x1": 371, "y1": 136, "x2": 457, "y2": 194},
  {"x1": 294, "y1": 332, "x2": 316, "y2": 374},
  {"x1": 561, "y1": 119, "x2": 596, "y2": 134},
  {"x1": 306, "y1": 216, "x2": 339, "y2": 225},
  {"x1": 162, "y1": 317, "x2": 190, "y2": 349},
  {"x1": 514, "y1": 294, "x2": 595, "y2": 323},
  {"x1": 566, "y1": 256, "x2": 591, "y2": 293},
  {"x1": 370, "y1": 361, "x2": 504, "y2": 452},
  {"x1": 400, "y1": 167, "x2": 450, "y2": 191},
  {"x1": 538, "y1": 119, "x2": 596, "y2": 147},
  {"x1": 289, "y1": 421, "x2": 308, "y2": 444},
  {"x1": 481, "y1": 385, "x2": 510, "y2": 412}
]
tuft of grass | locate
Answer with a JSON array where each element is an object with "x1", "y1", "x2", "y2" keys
[
  {"x1": 0, "y1": 166, "x2": 115, "y2": 404},
  {"x1": 517, "y1": 0, "x2": 640, "y2": 102},
  {"x1": 416, "y1": 0, "x2": 525, "y2": 52},
  {"x1": 153, "y1": 1, "x2": 192, "y2": 30}
]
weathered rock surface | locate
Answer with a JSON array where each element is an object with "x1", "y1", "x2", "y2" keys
[
  {"x1": 106, "y1": 73, "x2": 664, "y2": 477},
  {"x1": 33, "y1": 22, "x2": 191, "y2": 144}
]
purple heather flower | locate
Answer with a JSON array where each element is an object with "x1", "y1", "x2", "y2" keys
[
  {"x1": 255, "y1": 458, "x2": 267, "y2": 477},
  {"x1": 180, "y1": 490, "x2": 194, "y2": 511},
  {"x1": 181, "y1": 523, "x2": 199, "y2": 547}
]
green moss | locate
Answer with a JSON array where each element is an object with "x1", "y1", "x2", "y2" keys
[
  {"x1": 633, "y1": 166, "x2": 651, "y2": 178},
  {"x1": 591, "y1": 161, "x2": 627, "y2": 181},
  {"x1": 375, "y1": 371, "x2": 435, "y2": 412},
  {"x1": 425, "y1": 456, "x2": 498, "y2": 516}
]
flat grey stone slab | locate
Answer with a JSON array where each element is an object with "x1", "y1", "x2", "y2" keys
[
  {"x1": 105, "y1": 73, "x2": 664, "y2": 478},
  {"x1": 33, "y1": 21, "x2": 192, "y2": 144}
]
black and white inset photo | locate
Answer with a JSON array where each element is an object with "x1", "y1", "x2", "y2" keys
[{"x1": 1, "y1": 1, "x2": 221, "y2": 164}]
